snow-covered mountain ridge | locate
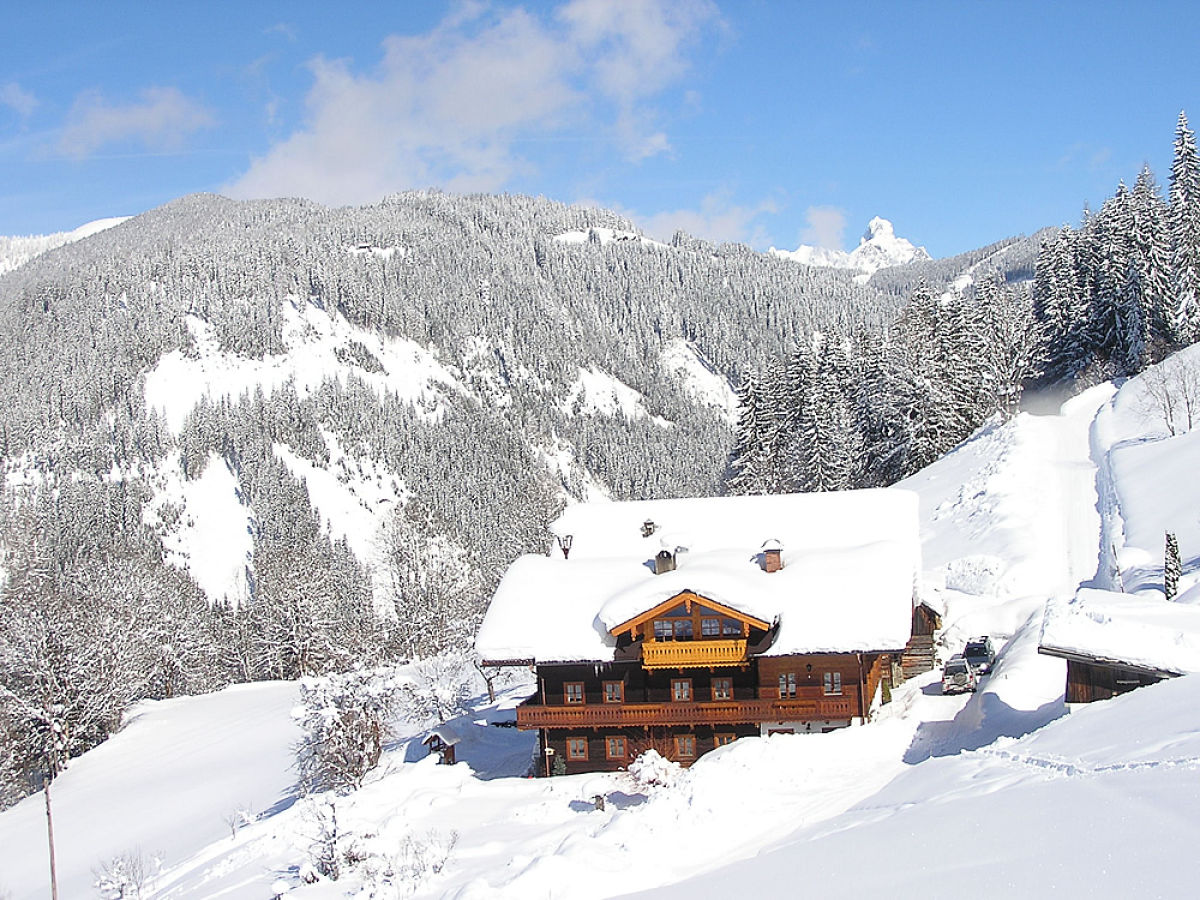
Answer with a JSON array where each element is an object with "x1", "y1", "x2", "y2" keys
[
  {"x1": 771, "y1": 216, "x2": 932, "y2": 277},
  {"x1": 0, "y1": 216, "x2": 129, "y2": 275}
]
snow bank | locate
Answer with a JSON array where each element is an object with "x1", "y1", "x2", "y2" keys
[{"x1": 637, "y1": 674, "x2": 1200, "y2": 900}]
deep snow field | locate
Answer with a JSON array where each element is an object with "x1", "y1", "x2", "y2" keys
[{"x1": 4, "y1": 352, "x2": 1200, "y2": 899}]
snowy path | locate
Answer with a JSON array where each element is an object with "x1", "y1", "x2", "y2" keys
[{"x1": 1027, "y1": 385, "x2": 1114, "y2": 595}]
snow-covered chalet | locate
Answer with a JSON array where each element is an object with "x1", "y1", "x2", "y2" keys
[
  {"x1": 475, "y1": 489, "x2": 922, "y2": 775},
  {"x1": 1039, "y1": 588, "x2": 1200, "y2": 702}
]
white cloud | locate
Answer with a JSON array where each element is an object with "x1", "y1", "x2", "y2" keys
[
  {"x1": 226, "y1": 0, "x2": 721, "y2": 205},
  {"x1": 1, "y1": 82, "x2": 38, "y2": 119},
  {"x1": 58, "y1": 87, "x2": 214, "y2": 158},
  {"x1": 799, "y1": 205, "x2": 848, "y2": 250},
  {"x1": 631, "y1": 190, "x2": 779, "y2": 247}
]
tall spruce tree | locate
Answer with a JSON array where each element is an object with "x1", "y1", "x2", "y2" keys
[{"x1": 1169, "y1": 111, "x2": 1200, "y2": 344}]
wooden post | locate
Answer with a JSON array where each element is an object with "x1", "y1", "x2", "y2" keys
[{"x1": 44, "y1": 776, "x2": 58, "y2": 900}]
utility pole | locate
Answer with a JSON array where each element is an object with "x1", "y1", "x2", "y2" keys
[{"x1": 43, "y1": 770, "x2": 59, "y2": 900}]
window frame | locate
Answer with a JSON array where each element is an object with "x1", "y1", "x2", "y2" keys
[
  {"x1": 778, "y1": 672, "x2": 797, "y2": 698},
  {"x1": 602, "y1": 680, "x2": 625, "y2": 704},
  {"x1": 823, "y1": 671, "x2": 843, "y2": 696},
  {"x1": 670, "y1": 678, "x2": 693, "y2": 702},
  {"x1": 566, "y1": 737, "x2": 588, "y2": 760},
  {"x1": 711, "y1": 677, "x2": 733, "y2": 701},
  {"x1": 564, "y1": 682, "x2": 585, "y2": 705},
  {"x1": 674, "y1": 733, "x2": 697, "y2": 759},
  {"x1": 713, "y1": 732, "x2": 736, "y2": 747},
  {"x1": 605, "y1": 735, "x2": 627, "y2": 760}
]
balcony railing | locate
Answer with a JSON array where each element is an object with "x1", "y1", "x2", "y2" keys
[
  {"x1": 516, "y1": 694, "x2": 856, "y2": 729},
  {"x1": 641, "y1": 638, "x2": 749, "y2": 669}
]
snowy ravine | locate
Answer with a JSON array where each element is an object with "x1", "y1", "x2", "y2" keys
[{"x1": 4, "y1": 363, "x2": 1200, "y2": 898}]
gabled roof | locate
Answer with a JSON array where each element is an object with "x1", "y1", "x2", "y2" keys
[
  {"x1": 1039, "y1": 588, "x2": 1200, "y2": 676},
  {"x1": 476, "y1": 489, "x2": 921, "y2": 665},
  {"x1": 607, "y1": 590, "x2": 772, "y2": 639}
]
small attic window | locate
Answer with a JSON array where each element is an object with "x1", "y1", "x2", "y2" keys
[{"x1": 642, "y1": 519, "x2": 656, "y2": 538}]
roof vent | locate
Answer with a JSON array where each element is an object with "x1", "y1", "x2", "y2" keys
[
  {"x1": 762, "y1": 539, "x2": 783, "y2": 573},
  {"x1": 654, "y1": 549, "x2": 676, "y2": 574},
  {"x1": 641, "y1": 519, "x2": 656, "y2": 538}
]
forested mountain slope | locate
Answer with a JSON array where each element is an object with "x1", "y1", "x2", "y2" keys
[{"x1": 0, "y1": 191, "x2": 1037, "y2": 805}]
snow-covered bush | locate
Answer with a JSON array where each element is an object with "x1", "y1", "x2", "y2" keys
[
  {"x1": 357, "y1": 830, "x2": 458, "y2": 899},
  {"x1": 395, "y1": 653, "x2": 475, "y2": 726},
  {"x1": 93, "y1": 848, "x2": 160, "y2": 899},
  {"x1": 294, "y1": 669, "x2": 399, "y2": 795},
  {"x1": 628, "y1": 749, "x2": 686, "y2": 793}
]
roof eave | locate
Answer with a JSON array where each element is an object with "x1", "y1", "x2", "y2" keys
[{"x1": 1037, "y1": 643, "x2": 1186, "y2": 679}]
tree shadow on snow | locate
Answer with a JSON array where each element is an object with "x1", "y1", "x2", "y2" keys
[{"x1": 903, "y1": 691, "x2": 1066, "y2": 765}]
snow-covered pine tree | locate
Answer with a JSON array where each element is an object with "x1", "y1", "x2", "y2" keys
[
  {"x1": 1165, "y1": 531, "x2": 1182, "y2": 600},
  {"x1": 725, "y1": 371, "x2": 774, "y2": 495},
  {"x1": 1170, "y1": 111, "x2": 1200, "y2": 344},
  {"x1": 1121, "y1": 167, "x2": 1173, "y2": 371}
]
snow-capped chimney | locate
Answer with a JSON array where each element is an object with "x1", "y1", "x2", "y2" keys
[
  {"x1": 654, "y1": 549, "x2": 676, "y2": 574},
  {"x1": 763, "y1": 539, "x2": 783, "y2": 573}
]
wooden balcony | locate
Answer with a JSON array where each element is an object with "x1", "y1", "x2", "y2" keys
[
  {"x1": 516, "y1": 694, "x2": 856, "y2": 729},
  {"x1": 641, "y1": 638, "x2": 749, "y2": 669}
]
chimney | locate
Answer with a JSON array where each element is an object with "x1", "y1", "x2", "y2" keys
[
  {"x1": 762, "y1": 539, "x2": 783, "y2": 573},
  {"x1": 654, "y1": 549, "x2": 676, "y2": 574},
  {"x1": 641, "y1": 519, "x2": 656, "y2": 538}
]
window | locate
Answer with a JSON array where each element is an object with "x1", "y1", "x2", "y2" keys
[
  {"x1": 673, "y1": 619, "x2": 694, "y2": 640},
  {"x1": 567, "y1": 737, "x2": 588, "y2": 760},
  {"x1": 605, "y1": 736, "x2": 627, "y2": 759},
  {"x1": 564, "y1": 682, "x2": 585, "y2": 704},
  {"x1": 711, "y1": 677, "x2": 733, "y2": 700},
  {"x1": 723, "y1": 619, "x2": 743, "y2": 636},
  {"x1": 823, "y1": 672, "x2": 843, "y2": 695},
  {"x1": 603, "y1": 681, "x2": 624, "y2": 704},
  {"x1": 671, "y1": 678, "x2": 693, "y2": 702},
  {"x1": 713, "y1": 733, "x2": 736, "y2": 747},
  {"x1": 701, "y1": 617, "x2": 720, "y2": 636},
  {"x1": 778, "y1": 672, "x2": 797, "y2": 698},
  {"x1": 653, "y1": 619, "x2": 672, "y2": 640},
  {"x1": 674, "y1": 734, "x2": 697, "y2": 758}
]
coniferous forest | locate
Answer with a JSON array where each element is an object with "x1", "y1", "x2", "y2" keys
[
  {"x1": 725, "y1": 112, "x2": 1200, "y2": 497},
  {"x1": 6, "y1": 108, "x2": 1197, "y2": 807}
]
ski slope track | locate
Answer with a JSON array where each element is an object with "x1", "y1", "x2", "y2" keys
[{"x1": 3, "y1": 364, "x2": 1199, "y2": 898}]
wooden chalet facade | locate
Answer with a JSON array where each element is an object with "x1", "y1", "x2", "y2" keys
[
  {"x1": 476, "y1": 490, "x2": 922, "y2": 775},
  {"x1": 517, "y1": 591, "x2": 894, "y2": 774}
]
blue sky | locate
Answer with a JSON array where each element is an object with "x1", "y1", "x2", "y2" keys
[{"x1": 3, "y1": 0, "x2": 1200, "y2": 257}]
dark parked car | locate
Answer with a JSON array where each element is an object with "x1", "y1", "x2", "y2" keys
[{"x1": 963, "y1": 636, "x2": 996, "y2": 674}]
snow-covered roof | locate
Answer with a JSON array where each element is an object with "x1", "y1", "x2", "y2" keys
[
  {"x1": 476, "y1": 489, "x2": 920, "y2": 664},
  {"x1": 1040, "y1": 588, "x2": 1200, "y2": 675}
]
